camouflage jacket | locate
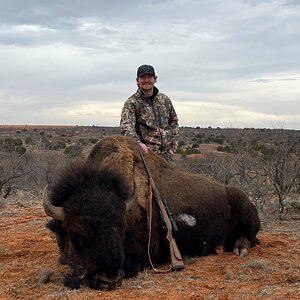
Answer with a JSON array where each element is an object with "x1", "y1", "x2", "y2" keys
[{"x1": 120, "y1": 87, "x2": 179, "y2": 154}]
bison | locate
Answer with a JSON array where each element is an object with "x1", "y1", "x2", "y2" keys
[{"x1": 44, "y1": 135, "x2": 260, "y2": 290}]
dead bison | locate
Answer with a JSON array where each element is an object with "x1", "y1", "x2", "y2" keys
[{"x1": 44, "y1": 135, "x2": 260, "y2": 290}]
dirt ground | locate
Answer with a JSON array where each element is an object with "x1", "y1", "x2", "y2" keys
[{"x1": 1, "y1": 193, "x2": 300, "y2": 300}]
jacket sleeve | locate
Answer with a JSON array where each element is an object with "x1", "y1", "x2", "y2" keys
[
  {"x1": 169, "y1": 103, "x2": 179, "y2": 152},
  {"x1": 158, "y1": 96, "x2": 179, "y2": 152},
  {"x1": 120, "y1": 100, "x2": 141, "y2": 143}
]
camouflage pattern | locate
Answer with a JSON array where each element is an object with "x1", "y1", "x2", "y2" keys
[{"x1": 120, "y1": 87, "x2": 179, "y2": 161}]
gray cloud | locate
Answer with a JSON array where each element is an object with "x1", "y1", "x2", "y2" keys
[{"x1": 0, "y1": 0, "x2": 299, "y2": 129}]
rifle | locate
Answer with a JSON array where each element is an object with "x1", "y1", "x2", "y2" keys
[
  {"x1": 137, "y1": 146, "x2": 185, "y2": 271},
  {"x1": 161, "y1": 197, "x2": 179, "y2": 232}
]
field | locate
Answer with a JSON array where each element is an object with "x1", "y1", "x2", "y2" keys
[
  {"x1": 1, "y1": 126, "x2": 300, "y2": 299},
  {"x1": 1, "y1": 193, "x2": 300, "y2": 300}
]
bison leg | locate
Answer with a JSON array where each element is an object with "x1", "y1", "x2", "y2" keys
[{"x1": 233, "y1": 236, "x2": 251, "y2": 257}]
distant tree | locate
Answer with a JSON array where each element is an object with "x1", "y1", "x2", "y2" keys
[
  {"x1": 230, "y1": 153, "x2": 273, "y2": 212},
  {"x1": 262, "y1": 142, "x2": 300, "y2": 215},
  {"x1": 242, "y1": 139, "x2": 300, "y2": 216},
  {"x1": 26, "y1": 152, "x2": 68, "y2": 191},
  {"x1": 0, "y1": 152, "x2": 31, "y2": 198}
]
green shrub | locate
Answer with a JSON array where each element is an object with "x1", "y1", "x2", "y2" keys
[
  {"x1": 16, "y1": 146, "x2": 26, "y2": 155},
  {"x1": 0, "y1": 138, "x2": 14, "y2": 152},
  {"x1": 0, "y1": 138, "x2": 26, "y2": 154},
  {"x1": 196, "y1": 133, "x2": 205, "y2": 139},
  {"x1": 64, "y1": 144, "x2": 82, "y2": 158},
  {"x1": 0, "y1": 138, "x2": 23, "y2": 152},
  {"x1": 175, "y1": 147, "x2": 183, "y2": 154},
  {"x1": 181, "y1": 147, "x2": 201, "y2": 157},
  {"x1": 217, "y1": 145, "x2": 233, "y2": 153},
  {"x1": 24, "y1": 136, "x2": 33, "y2": 145},
  {"x1": 13, "y1": 138, "x2": 23, "y2": 146},
  {"x1": 291, "y1": 201, "x2": 300, "y2": 212},
  {"x1": 47, "y1": 141, "x2": 66, "y2": 150}
]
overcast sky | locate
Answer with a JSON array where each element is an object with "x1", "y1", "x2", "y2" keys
[{"x1": 0, "y1": 0, "x2": 299, "y2": 129}]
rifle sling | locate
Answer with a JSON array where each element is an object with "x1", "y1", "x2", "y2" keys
[{"x1": 147, "y1": 183, "x2": 172, "y2": 273}]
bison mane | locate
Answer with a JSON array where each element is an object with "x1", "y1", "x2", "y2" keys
[{"x1": 49, "y1": 161, "x2": 131, "y2": 208}]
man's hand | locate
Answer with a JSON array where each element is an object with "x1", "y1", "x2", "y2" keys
[{"x1": 138, "y1": 143, "x2": 149, "y2": 153}]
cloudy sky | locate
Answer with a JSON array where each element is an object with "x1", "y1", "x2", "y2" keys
[{"x1": 0, "y1": 0, "x2": 299, "y2": 129}]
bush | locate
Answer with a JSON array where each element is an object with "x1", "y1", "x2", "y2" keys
[
  {"x1": 24, "y1": 136, "x2": 32, "y2": 144},
  {"x1": 291, "y1": 201, "x2": 300, "y2": 212},
  {"x1": 78, "y1": 138, "x2": 88, "y2": 146},
  {"x1": 13, "y1": 138, "x2": 23, "y2": 147},
  {"x1": 217, "y1": 145, "x2": 233, "y2": 153},
  {"x1": 47, "y1": 141, "x2": 66, "y2": 151},
  {"x1": 0, "y1": 138, "x2": 24, "y2": 153},
  {"x1": 16, "y1": 146, "x2": 26, "y2": 155},
  {"x1": 64, "y1": 144, "x2": 82, "y2": 158},
  {"x1": 175, "y1": 147, "x2": 183, "y2": 154},
  {"x1": 88, "y1": 138, "x2": 99, "y2": 144},
  {"x1": 0, "y1": 138, "x2": 15, "y2": 152},
  {"x1": 196, "y1": 133, "x2": 205, "y2": 139},
  {"x1": 181, "y1": 147, "x2": 201, "y2": 157}
]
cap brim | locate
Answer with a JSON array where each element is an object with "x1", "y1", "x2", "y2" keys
[{"x1": 137, "y1": 72, "x2": 156, "y2": 77}]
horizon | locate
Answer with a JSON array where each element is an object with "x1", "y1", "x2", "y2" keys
[{"x1": 1, "y1": 123, "x2": 299, "y2": 131}]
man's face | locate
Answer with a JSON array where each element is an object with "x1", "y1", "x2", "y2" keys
[{"x1": 136, "y1": 74, "x2": 156, "y2": 93}]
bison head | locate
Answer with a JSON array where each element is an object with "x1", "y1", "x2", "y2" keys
[{"x1": 44, "y1": 162, "x2": 135, "y2": 290}]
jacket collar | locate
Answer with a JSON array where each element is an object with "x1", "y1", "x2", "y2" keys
[{"x1": 137, "y1": 86, "x2": 159, "y2": 101}]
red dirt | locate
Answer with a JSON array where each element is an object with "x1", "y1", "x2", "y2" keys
[{"x1": 1, "y1": 194, "x2": 300, "y2": 300}]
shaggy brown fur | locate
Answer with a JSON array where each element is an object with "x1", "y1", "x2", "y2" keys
[
  {"x1": 87, "y1": 135, "x2": 260, "y2": 248},
  {"x1": 46, "y1": 135, "x2": 260, "y2": 290}
]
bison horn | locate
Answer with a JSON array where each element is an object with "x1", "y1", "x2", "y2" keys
[{"x1": 43, "y1": 185, "x2": 65, "y2": 221}]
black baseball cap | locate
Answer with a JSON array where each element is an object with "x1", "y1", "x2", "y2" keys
[{"x1": 137, "y1": 64, "x2": 156, "y2": 77}]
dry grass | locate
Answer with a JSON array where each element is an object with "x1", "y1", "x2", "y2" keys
[{"x1": 1, "y1": 194, "x2": 300, "y2": 299}]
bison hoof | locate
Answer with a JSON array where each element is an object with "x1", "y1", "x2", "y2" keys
[
  {"x1": 233, "y1": 248, "x2": 249, "y2": 257},
  {"x1": 240, "y1": 248, "x2": 249, "y2": 257},
  {"x1": 233, "y1": 248, "x2": 240, "y2": 256}
]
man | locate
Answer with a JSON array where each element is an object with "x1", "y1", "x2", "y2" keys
[{"x1": 120, "y1": 64, "x2": 179, "y2": 164}]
